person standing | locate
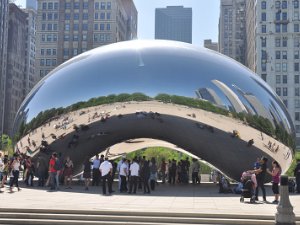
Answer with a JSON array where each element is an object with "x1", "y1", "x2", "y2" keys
[
  {"x1": 294, "y1": 159, "x2": 300, "y2": 193},
  {"x1": 117, "y1": 155, "x2": 126, "y2": 191},
  {"x1": 249, "y1": 156, "x2": 268, "y2": 202},
  {"x1": 92, "y1": 155, "x2": 100, "y2": 186},
  {"x1": 160, "y1": 159, "x2": 166, "y2": 184},
  {"x1": 83, "y1": 158, "x2": 92, "y2": 190},
  {"x1": 9, "y1": 155, "x2": 21, "y2": 192},
  {"x1": 99, "y1": 158, "x2": 113, "y2": 195},
  {"x1": 149, "y1": 157, "x2": 157, "y2": 190},
  {"x1": 49, "y1": 153, "x2": 57, "y2": 190},
  {"x1": 64, "y1": 156, "x2": 73, "y2": 189},
  {"x1": 0, "y1": 152, "x2": 3, "y2": 182},
  {"x1": 128, "y1": 158, "x2": 140, "y2": 194},
  {"x1": 267, "y1": 161, "x2": 281, "y2": 204},
  {"x1": 191, "y1": 158, "x2": 200, "y2": 184},
  {"x1": 141, "y1": 160, "x2": 150, "y2": 194},
  {"x1": 119, "y1": 159, "x2": 128, "y2": 193}
]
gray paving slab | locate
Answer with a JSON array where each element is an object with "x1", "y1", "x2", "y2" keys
[{"x1": 0, "y1": 182, "x2": 299, "y2": 217}]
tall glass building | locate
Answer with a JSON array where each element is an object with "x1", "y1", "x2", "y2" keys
[{"x1": 155, "y1": 6, "x2": 192, "y2": 44}]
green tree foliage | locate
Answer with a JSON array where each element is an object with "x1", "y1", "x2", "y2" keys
[
  {"x1": 286, "y1": 151, "x2": 300, "y2": 176},
  {"x1": 125, "y1": 147, "x2": 212, "y2": 174},
  {"x1": 0, "y1": 134, "x2": 14, "y2": 156}
]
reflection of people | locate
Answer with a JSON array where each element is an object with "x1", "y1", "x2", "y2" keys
[
  {"x1": 294, "y1": 159, "x2": 300, "y2": 193},
  {"x1": 267, "y1": 161, "x2": 281, "y2": 204}
]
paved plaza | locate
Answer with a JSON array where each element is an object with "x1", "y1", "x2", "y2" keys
[{"x1": 1, "y1": 182, "x2": 300, "y2": 217}]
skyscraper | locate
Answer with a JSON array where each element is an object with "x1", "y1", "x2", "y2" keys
[
  {"x1": 35, "y1": 0, "x2": 137, "y2": 81},
  {"x1": 204, "y1": 39, "x2": 218, "y2": 51},
  {"x1": 155, "y1": 6, "x2": 192, "y2": 44},
  {"x1": 219, "y1": 0, "x2": 246, "y2": 64},
  {"x1": 245, "y1": 0, "x2": 300, "y2": 145},
  {"x1": 0, "y1": 0, "x2": 9, "y2": 135},
  {"x1": 4, "y1": 4, "x2": 28, "y2": 135}
]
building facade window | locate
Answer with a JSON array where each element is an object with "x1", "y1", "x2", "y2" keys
[
  {"x1": 101, "y1": 2, "x2": 106, "y2": 9},
  {"x1": 261, "y1": 38, "x2": 267, "y2": 47},
  {"x1": 276, "y1": 75, "x2": 281, "y2": 84},
  {"x1": 296, "y1": 112, "x2": 300, "y2": 121},
  {"x1": 276, "y1": 1, "x2": 281, "y2": 9},
  {"x1": 276, "y1": 87, "x2": 281, "y2": 96},
  {"x1": 276, "y1": 24, "x2": 281, "y2": 32},
  {"x1": 282, "y1": 1, "x2": 288, "y2": 9},
  {"x1": 74, "y1": 13, "x2": 80, "y2": 20},
  {"x1": 283, "y1": 37, "x2": 288, "y2": 47},
  {"x1": 276, "y1": 50, "x2": 281, "y2": 59},
  {"x1": 100, "y1": 12, "x2": 105, "y2": 20},
  {"x1": 283, "y1": 87, "x2": 288, "y2": 96},
  {"x1": 74, "y1": 2, "x2": 80, "y2": 9},
  {"x1": 282, "y1": 12, "x2": 288, "y2": 20},
  {"x1": 295, "y1": 62, "x2": 299, "y2": 71},
  {"x1": 282, "y1": 51, "x2": 287, "y2": 59},
  {"x1": 107, "y1": 12, "x2": 111, "y2": 20},
  {"x1": 83, "y1": 13, "x2": 88, "y2": 20},
  {"x1": 74, "y1": 24, "x2": 79, "y2": 30},
  {"x1": 296, "y1": 87, "x2": 300, "y2": 96},
  {"x1": 282, "y1": 24, "x2": 288, "y2": 32},
  {"x1": 262, "y1": 12, "x2": 266, "y2": 21},
  {"x1": 295, "y1": 75, "x2": 300, "y2": 83},
  {"x1": 276, "y1": 63, "x2": 281, "y2": 72},
  {"x1": 294, "y1": 0, "x2": 299, "y2": 8},
  {"x1": 283, "y1": 75, "x2": 288, "y2": 83},
  {"x1": 282, "y1": 63, "x2": 287, "y2": 72},
  {"x1": 83, "y1": 23, "x2": 88, "y2": 30},
  {"x1": 275, "y1": 37, "x2": 281, "y2": 47},
  {"x1": 296, "y1": 99, "x2": 300, "y2": 108},
  {"x1": 295, "y1": 24, "x2": 300, "y2": 32},
  {"x1": 262, "y1": 25, "x2": 267, "y2": 33},
  {"x1": 107, "y1": 2, "x2": 111, "y2": 10},
  {"x1": 261, "y1": 1, "x2": 267, "y2": 9},
  {"x1": 261, "y1": 74, "x2": 267, "y2": 81}
]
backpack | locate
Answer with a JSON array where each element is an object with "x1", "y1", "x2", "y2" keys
[{"x1": 54, "y1": 159, "x2": 60, "y2": 171}]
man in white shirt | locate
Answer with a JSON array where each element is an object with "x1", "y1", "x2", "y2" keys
[
  {"x1": 128, "y1": 158, "x2": 140, "y2": 194},
  {"x1": 117, "y1": 155, "x2": 126, "y2": 191},
  {"x1": 99, "y1": 158, "x2": 113, "y2": 195},
  {"x1": 119, "y1": 159, "x2": 128, "y2": 192},
  {"x1": 92, "y1": 155, "x2": 100, "y2": 186}
]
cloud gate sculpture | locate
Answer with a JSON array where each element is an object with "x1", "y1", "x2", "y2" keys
[{"x1": 13, "y1": 40, "x2": 295, "y2": 181}]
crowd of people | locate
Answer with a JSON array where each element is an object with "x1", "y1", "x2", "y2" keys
[
  {"x1": 0, "y1": 151, "x2": 202, "y2": 195},
  {"x1": 0, "y1": 151, "x2": 299, "y2": 202}
]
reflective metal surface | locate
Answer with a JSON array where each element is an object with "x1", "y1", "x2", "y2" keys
[{"x1": 13, "y1": 40, "x2": 295, "y2": 180}]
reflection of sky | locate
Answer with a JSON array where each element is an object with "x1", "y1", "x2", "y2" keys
[{"x1": 17, "y1": 40, "x2": 294, "y2": 135}]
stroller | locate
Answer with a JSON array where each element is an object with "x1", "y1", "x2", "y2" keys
[{"x1": 240, "y1": 172, "x2": 256, "y2": 203}]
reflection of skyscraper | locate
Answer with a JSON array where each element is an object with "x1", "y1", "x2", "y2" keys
[
  {"x1": 195, "y1": 88, "x2": 225, "y2": 109},
  {"x1": 155, "y1": 6, "x2": 192, "y2": 43},
  {"x1": 232, "y1": 84, "x2": 271, "y2": 121},
  {"x1": 212, "y1": 80, "x2": 247, "y2": 113}
]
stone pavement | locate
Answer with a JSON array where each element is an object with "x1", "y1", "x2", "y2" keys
[{"x1": 1, "y1": 182, "x2": 299, "y2": 217}]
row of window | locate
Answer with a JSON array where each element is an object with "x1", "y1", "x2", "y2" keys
[
  {"x1": 276, "y1": 87, "x2": 288, "y2": 96},
  {"x1": 40, "y1": 59, "x2": 57, "y2": 67},
  {"x1": 41, "y1": 23, "x2": 58, "y2": 31},
  {"x1": 42, "y1": 13, "x2": 58, "y2": 21},
  {"x1": 261, "y1": 1, "x2": 299, "y2": 10},
  {"x1": 262, "y1": 74, "x2": 300, "y2": 83},
  {"x1": 94, "y1": 23, "x2": 111, "y2": 31},
  {"x1": 95, "y1": 2, "x2": 111, "y2": 10},
  {"x1": 95, "y1": 12, "x2": 111, "y2": 20},
  {"x1": 40, "y1": 48, "x2": 56, "y2": 56},
  {"x1": 93, "y1": 33, "x2": 111, "y2": 42},
  {"x1": 41, "y1": 34, "x2": 57, "y2": 42},
  {"x1": 63, "y1": 48, "x2": 87, "y2": 57},
  {"x1": 64, "y1": 34, "x2": 88, "y2": 41},
  {"x1": 41, "y1": 1, "x2": 112, "y2": 11},
  {"x1": 65, "y1": 13, "x2": 89, "y2": 20}
]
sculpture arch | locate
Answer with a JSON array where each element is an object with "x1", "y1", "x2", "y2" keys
[{"x1": 13, "y1": 40, "x2": 295, "y2": 180}]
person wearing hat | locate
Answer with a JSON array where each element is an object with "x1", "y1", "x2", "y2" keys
[{"x1": 249, "y1": 156, "x2": 268, "y2": 202}]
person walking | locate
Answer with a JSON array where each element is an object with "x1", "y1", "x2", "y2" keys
[
  {"x1": 294, "y1": 159, "x2": 300, "y2": 193},
  {"x1": 128, "y1": 158, "x2": 140, "y2": 194},
  {"x1": 99, "y1": 158, "x2": 113, "y2": 195},
  {"x1": 267, "y1": 161, "x2": 281, "y2": 204},
  {"x1": 9, "y1": 155, "x2": 21, "y2": 192},
  {"x1": 149, "y1": 157, "x2": 157, "y2": 190}
]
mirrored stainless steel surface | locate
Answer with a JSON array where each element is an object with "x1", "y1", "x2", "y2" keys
[{"x1": 13, "y1": 40, "x2": 295, "y2": 180}]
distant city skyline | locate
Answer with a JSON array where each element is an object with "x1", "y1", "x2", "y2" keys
[{"x1": 14, "y1": 0, "x2": 220, "y2": 47}]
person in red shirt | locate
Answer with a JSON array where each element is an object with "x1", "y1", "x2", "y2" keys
[{"x1": 49, "y1": 152, "x2": 57, "y2": 190}]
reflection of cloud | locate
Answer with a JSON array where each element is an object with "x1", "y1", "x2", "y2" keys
[{"x1": 212, "y1": 80, "x2": 247, "y2": 113}]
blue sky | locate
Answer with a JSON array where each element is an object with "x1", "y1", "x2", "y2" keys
[{"x1": 15, "y1": 0, "x2": 219, "y2": 46}]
